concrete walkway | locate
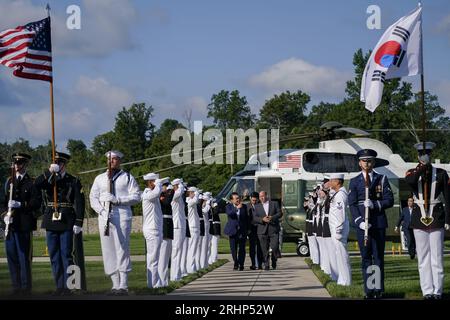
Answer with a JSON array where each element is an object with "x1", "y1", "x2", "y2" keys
[{"x1": 169, "y1": 254, "x2": 330, "y2": 298}]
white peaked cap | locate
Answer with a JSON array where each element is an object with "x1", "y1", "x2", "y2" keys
[
  {"x1": 105, "y1": 150, "x2": 123, "y2": 158},
  {"x1": 167, "y1": 184, "x2": 174, "y2": 190},
  {"x1": 329, "y1": 173, "x2": 344, "y2": 180},
  {"x1": 204, "y1": 192, "x2": 212, "y2": 197},
  {"x1": 143, "y1": 172, "x2": 159, "y2": 181},
  {"x1": 187, "y1": 186, "x2": 197, "y2": 192},
  {"x1": 171, "y1": 178, "x2": 183, "y2": 185}
]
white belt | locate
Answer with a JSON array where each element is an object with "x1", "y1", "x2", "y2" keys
[
  {"x1": 213, "y1": 221, "x2": 220, "y2": 224},
  {"x1": 199, "y1": 218, "x2": 204, "y2": 221},
  {"x1": 163, "y1": 215, "x2": 172, "y2": 218},
  {"x1": 414, "y1": 199, "x2": 441, "y2": 205}
]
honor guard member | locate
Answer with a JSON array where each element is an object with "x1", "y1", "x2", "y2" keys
[
  {"x1": 405, "y1": 142, "x2": 450, "y2": 300},
  {"x1": 157, "y1": 178, "x2": 173, "y2": 287},
  {"x1": 196, "y1": 193, "x2": 205, "y2": 269},
  {"x1": 321, "y1": 178, "x2": 338, "y2": 281},
  {"x1": 180, "y1": 185, "x2": 191, "y2": 277},
  {"x1": 34, "y1": 152, "x2": 85, "y2": 295},
  {"x1": 89, "y1": 150, "x2": 140, "y2": 295},
  {"x1": 3, "y1": 153, "x2": 41, "y2": 295},
  {"x1": 170, "y1": 178, "x2": 185, "y2": 281},
  {"x1": 186, "y1": 187, "x2": 200, "y2": 273},
  {"x1": 315, "y1": 184, "x2": 326, "y2": 273},
  {"x1": 317, "y1": 185, "x2": 331, "y2": 276},
  {"x1": 348, "y1": 149, "x2": 394, "y2": 299},
  {"x1": 208, "y1": 198, "x2": 221, "y2": 265},
  {"x1": 328, "y1": 173, "x2": 352, "y2": 286},
  {"x1": 141, "y1": 173, "x2": 163, "y2": 288},
  {"x1": 308, "y1": 191, "x2": 320, "y2": 265},
  {"x1": 200, "y1": 192, "x2": 212, "y2": 269}
]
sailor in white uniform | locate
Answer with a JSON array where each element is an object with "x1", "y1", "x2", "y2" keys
[
  {"x1": 200, "y1": 192, "x2": 212, "y2": 269},
  {"x1": 170, "y1": 178, "x2": 186, "y2": 282},
  {"x1": 141, "y1": 173, "x2": 163, "y2": 288},
  {"x1": 89, "y1": 150, "x2": 141, "y2": 295},
  {"x1": 186, "y1": 186, "x2": 200, "y2": 273},
  {"x1": 328, "y1": 173, "x2": 352, "y2": 286}
]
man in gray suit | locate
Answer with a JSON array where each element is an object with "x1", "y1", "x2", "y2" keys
[{"x1": 253, "y1": 191, "x2": 282, "y2": 270}]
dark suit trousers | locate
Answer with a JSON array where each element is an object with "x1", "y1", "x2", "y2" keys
[
  {"x1": 229, "y1": 233, "x2": 246, "y2": 268},
  {"x1": 356, "y1": 228, "x2": 385, "y2": 293},
  {"x1": 249, "y1": 229, "x2": 263, "y2": 267},
  {"x1": 258, "y1": 230, "x2": 279, "y2": 266},
  {"x1": 403, "y1": 228, "x2": 416, "y2": 257}
]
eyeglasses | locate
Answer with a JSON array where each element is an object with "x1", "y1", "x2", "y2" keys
[{"x1": 360, "y1": 159, "x2": 373, "y2": 163}]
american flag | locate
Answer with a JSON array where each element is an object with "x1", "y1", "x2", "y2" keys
[
  {"x1": 0, "y1": 17, "x2": 52, "y2": 82},
  {"x1": 278, "y1": 154, "x2": 301, "y2": 169}
]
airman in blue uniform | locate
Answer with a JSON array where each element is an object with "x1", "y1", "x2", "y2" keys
[{"x1": 348, "y1": 149, "x2": 394, "y2": 299}]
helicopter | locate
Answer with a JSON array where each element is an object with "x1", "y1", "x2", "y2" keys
[{"x1": 214, "y1": 122, "x2": 450, "y2": 256}]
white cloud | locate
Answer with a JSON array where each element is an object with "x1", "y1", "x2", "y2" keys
[
  {"x1": 435, "y1": 80, "x2": 450, "y2": 115},
  {"x1": 0, "y1": 0, "x2": 138, "y2": 57},
  {"x1": 75, "y1": 76, "x2": 134, "y2": 111},
  {"x1": 249, "y1": 57, "x2": 351, "y2": 99}
]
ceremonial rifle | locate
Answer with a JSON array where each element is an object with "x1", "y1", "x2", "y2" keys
[
  {"x1": 104, "y1": 152, "x2": 113, "y2": 236},
  {"x1": 4, "y1": 162, "x2": 15, "y2": 240}
]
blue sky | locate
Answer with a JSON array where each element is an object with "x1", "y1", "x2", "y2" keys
[{"x1": 0, "y1": 0, "x2": 449, "y2": 150}]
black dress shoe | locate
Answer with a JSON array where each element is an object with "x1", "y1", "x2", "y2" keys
[
  {"x1": 233, "y1": 266, "x2": 238, "y2": 270},
  {"x1": 410, "y1": 253, "x2": 415, "y2": 260},
  {"x1": 107, "y1": 289, "x2": 119, "y2": 296},
  {"x1": 239, "y1": 266, "x2": 244, "y2": 271},
  {"x1": 272, "y1": 262, "x2": 277, "y2": 270},
  {"x1": 424, "y1": 294, "x2": 434, "y2": 300},
  {"x1": 373, "y1": 291, "x2": 383, "y2": 299},
  {"x1": 258, "y1": 266, "x2": 263, "y2": 270},
  {"x1": 433, "y1": 294, "x2": 442, "y2": 300},
  {"x1": 250, "y1": 265, "x2": 256, "y2": 270},
  {"x1": 117, "y1": 289, "x2": 128, "y2": 296},
  {"x1": 364, "y1": 292, "x2": 374, "y2": 300}
]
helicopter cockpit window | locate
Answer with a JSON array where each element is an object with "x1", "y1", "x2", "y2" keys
[{"x1": 303, "y1": 152, "x2": 360, "y2": 173}]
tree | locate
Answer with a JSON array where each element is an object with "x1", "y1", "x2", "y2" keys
[
  {"x1": 207, "y1": 90, "x2": 255, "y2": 130},
  {"x1": 258, "y1": 90, "x2": 310, "y2": 135},
  {"x1": 91, "y1": 131, "x2": 116, "y2": 157},
  {"x1": 114, "y1": 103, "x2": 155, "y2": 161}
]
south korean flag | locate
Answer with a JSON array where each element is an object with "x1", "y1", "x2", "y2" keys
[{"x1": 361, "y1": 5, "x2": 422, "y2": 112}]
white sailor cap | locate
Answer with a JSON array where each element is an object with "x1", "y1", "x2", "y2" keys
[
  {"x1": 167, "y1": 184, "x2": 174, "y2": 190},
  {"x1": 198, "y1": 194, "x2": 203, "y2": 200},
  {"x1": 414, "y1": 142, "x2": 436, "y2": 153},
  {"x1": 160, "y1": 177, "x2": 170, "y2": 185},
  {"x1": 329, "y1": 173, "x2": 344, "y2": 180},
  {"x1": 143, "y1": 172, "x2": 159, "y2": 181},
  {"x1": 204, "y1": 192, "x2": 212, "y2": 197},
  {"x1": 171, "y1": 178, "x2": 183, "y2": 185},
  {"x1": 187, "y1": 186, "x2": 197, "y2": 192},
  {"x1": 105, "y1": 150, "x2": 123, "y2": 159},
  {"x1": 198, "y1": 189, "x2": 203, "y2": 194}
]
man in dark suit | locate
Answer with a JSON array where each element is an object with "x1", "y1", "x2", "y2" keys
[
  {"x1": 224, "y1": 192, "x2": 248, "y2": 271},
  {"x1": 395, "y1": 196, "x2": 416, "y2": 259},
  {"x1": 247, "y1": 192, "x2": 263, "y2": 270},
  {"x1": 253, "y1": 191, "x2": 282, "y2": 270}
]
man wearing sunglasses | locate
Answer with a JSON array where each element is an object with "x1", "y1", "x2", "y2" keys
[{"x1": 348, "y1": 149, "x2": 394, "y2": 299}]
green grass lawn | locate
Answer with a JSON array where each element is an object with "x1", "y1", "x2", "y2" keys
[
  {"x1": 0, "y1": 259, "x2": 227, "y2": 296},
  {"x1": 306, "y1": 256, "x2": 450, "y2": 299},
  {"x1": 0, "y1": 234, "x2": 299, "y2": 257}
]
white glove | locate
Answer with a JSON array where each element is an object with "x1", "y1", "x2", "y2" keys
[
  {"x1": 73, "y1": 225, "x2": 82, "y2": 234},
  {"x1": 8, "y1": 200, "x2": 21, "y2": 208},
  {"x1": 155, "y1": 179, "x2": 162, "y2": 185},
  {"x1": 445, "y1": 224, "x2": 450, "y2": 231},
  {"x1": 335, "y1": 233, "x2": 343, "y2": 240},
  {"x1": 49, "y1": 164, "x2": 60, "y2": 173},
  {"x1": 359, "y1": 222, "x2": 372, "y2": 231},
  {"x1": 4, "y1": 215, "x2": 13, "y2": 224},
  {"x1": 394, "y1": 226, "x2": 399, "y2": 232},
  {"x1": 99, "y1": 193, "x2": 118, "y2": 204},
  {"x1": 212, "y1": 203, "x2": 218, "y2": 208},
  {"x1": 364, "y1": 199, "x2": 374, "y2": 209}
]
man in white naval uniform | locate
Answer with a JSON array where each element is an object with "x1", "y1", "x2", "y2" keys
[
  {"x1": 200, "y1": 192, "x2": 212, "y2": 269},
  {"x1": 141, "y1": 173, "x2": 163, "y2": 288},
  {"x1": 186, "y1": 187, "x2": 200, "y2": 273},
  {"x1": 170, "y1": 178, "x2": 185, "y2": 281},
  {"x1": 317, "y1": 186, "x2": 331, "y2": 276},
  {"x1": 328, "y1": 173, "x2": 351, "y2": 286},
  {"x1": 405, "y1": 142, "x2": 450, "y2": 299},
  {"x1": 89, "y1": 150, "x2": 141, "y2": 295},
  {"x1": 180, "y1": 183, "x2": 190, "y2": 277}
]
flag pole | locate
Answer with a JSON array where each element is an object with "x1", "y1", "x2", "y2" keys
[
  {"x1": 46, "y1": 3, "x2": 58, "y2": 215},
  {"x1": 418, "y1": 2, "x2": 429, "y2": 218}
]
